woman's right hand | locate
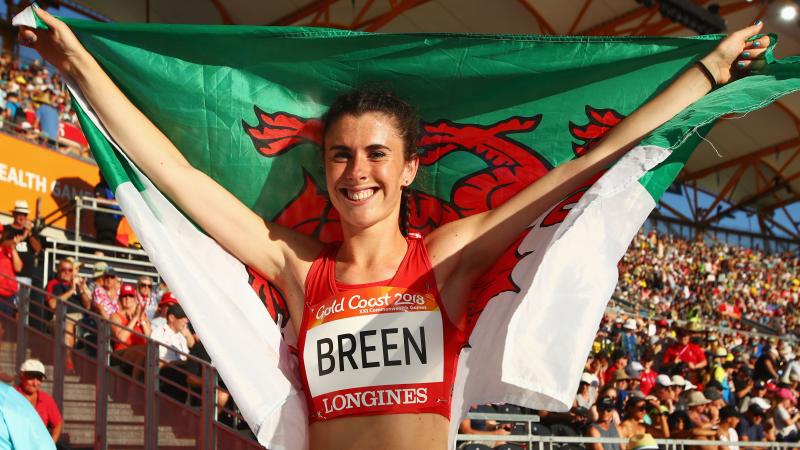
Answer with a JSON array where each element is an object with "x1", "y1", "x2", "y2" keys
[{"x1": 18, "y1": 6, "x2": 88, "y2": 77}]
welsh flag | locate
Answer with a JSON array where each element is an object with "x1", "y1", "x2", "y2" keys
[{"x1": 14, "y1": 7, "x2": 800, "y2": 450}]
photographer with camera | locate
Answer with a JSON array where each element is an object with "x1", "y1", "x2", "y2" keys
[{"x1": 3, "y1": 200, "x2": 45, "y2": 328}]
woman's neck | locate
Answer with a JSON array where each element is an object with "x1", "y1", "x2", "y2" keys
[{"x1": 337, "y1": 222, "x2": 408, "y2": 284}]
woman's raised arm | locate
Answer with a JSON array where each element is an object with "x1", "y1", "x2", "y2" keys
[
  {"x1": 19, "y1": 8, "x2": 322, "y2": 285},
  {"x1": 427, "y1": 22, "x2": 768, "y2": 325}
]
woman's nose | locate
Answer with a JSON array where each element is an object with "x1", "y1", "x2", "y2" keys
[{"x1": 347, "y1": 154, "x2": 368, "y2": 181}]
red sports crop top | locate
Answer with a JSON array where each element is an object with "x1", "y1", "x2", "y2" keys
[{"x1": 298, "y1": 234, "x2": 466, "y2": 423}]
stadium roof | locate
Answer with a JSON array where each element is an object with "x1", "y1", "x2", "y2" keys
[{"x1": 47, "y1": 0, "x2": 800, "y2": 238}]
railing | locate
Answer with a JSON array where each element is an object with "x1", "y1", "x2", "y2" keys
[
  {"x1": 455, "y1": 433, "x2": 800, "y2": 450},
  {"x1": 3, "y1": 275, "x2": 260, "y2": 450},
  {"x1": 73, "y1": 196, "x2": 123, "y2": 243},
  {"x1": 43, "y1": 237, "x2": 159, "y2": 286}
]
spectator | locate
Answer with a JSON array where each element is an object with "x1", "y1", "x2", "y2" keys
[
  {"x1": 457, "y1": 404, "x2": 511, "y2": 449},
  {"x1": 91, "y1": 262, "x2": 119, "y2": 320},
  {"x1": 576, "y1": 372, "x2": 596, "y2": 409},
  {"x1": 150, "y1": 304, "x2": 195, "y2": 365},
  {"x1": 33, "y1": 88, "x2": 58, "y2": 145},
  {"x1": 604, "y1": 350, "x2": 629, "y2": 385},
  {"x1": 739, "y1": 380, "x2": 768, "y2": 414},
  {"x1": 737, "y1": 402, "x2": 769, "y2": 448},
  {"x1": 754, "y1": 347, "x2": 780, "y2": 382},
  {"x1": 618, "y1": 397, "x2": 669, "y2": 445},
  {"x1": 662, "y1": 328, "x2": 707, "y2": 371},
  {"x1": 0, "y1": 230, "x2": 22, "y2": 316},
  {"x1": 638, "y1": 353, "x2": 657, "y2": 396},
  {"x1": 150, "y1": 292, "x2": 178, "y2": 329},
  {"x1": 622, "y1": 319, "x2": 640, "y2": 361},
  {"x1": 136, "y1": 276, "x2": 158, "y2": 320},
  {"x1": 651, "y1": 375, "x2": 676, "y2": 414},
  {"x1": 774, "y1": 388, "x2": 800, "y2": 442},
  {"x1": 3, "y1": 200, "x2": 43, "y2": 325},
  {"x1": 587, "y1": 397, "x2": 622, "y2": 450},
  {"x1": 93, "y1": 174, "x2": 122, "y2": 246},
  {"x1": 150, "y1": 304, "x2": 196, "y2": 403},
  {"x1": 111, "y1": 284, "x2": 151, "y2": 351},
  {"x1": 111, "y1": 284, "x2": 151, "y2": 377},
  {"x1": 15, "y1": 359, "x2": 62, "y2": 444},
  {"x1": 718, "y1": 405, "x2": 741, "y2": 450},
  {"x1": 44, "y1": 258, "x2": 90, "y2": 371}
]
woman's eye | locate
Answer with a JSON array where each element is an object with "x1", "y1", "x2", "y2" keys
[
  {"x1": 332, "y1": 151, "x2": 350, "y2": 161},
  {"x1": 369, "y1": 151, "x2": 386, "y2": 159}
]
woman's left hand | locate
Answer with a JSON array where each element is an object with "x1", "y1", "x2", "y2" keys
[{"x1": 702, "y1": 21, "x2": 769, "y2": 86}]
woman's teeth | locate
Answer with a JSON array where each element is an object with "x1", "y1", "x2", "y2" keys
[{"x1": 346, "y1": 189, "x2": 375, "y2": 201}]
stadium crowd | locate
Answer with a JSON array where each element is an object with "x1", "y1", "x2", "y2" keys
[
  {"x1": 0, "y1": 51, "x2": 86, "y2": 158},
  {"x1": 460, "y1": 231, "x2": 800, "y2": 449}
]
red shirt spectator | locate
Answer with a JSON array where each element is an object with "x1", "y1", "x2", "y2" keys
[
  {"x1": 15, "y1": 359, "x2": 62, "y2": 443},
  {"x1": 662, "y1": 335, "x2": 707, "y2": 369}
]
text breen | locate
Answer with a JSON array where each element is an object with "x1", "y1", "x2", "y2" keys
[{"x1": 317, "y1": 327, "x2": 427, "y2": 376}]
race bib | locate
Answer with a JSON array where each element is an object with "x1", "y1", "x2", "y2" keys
[{"x1": 303, "y1": 286, "x2": 445, "y2": 417}]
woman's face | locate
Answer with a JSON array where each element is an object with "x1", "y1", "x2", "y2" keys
[
  {"x1": 121, "y1": 294, "x2": 136, "y2": 310},
  {"x1": 324, "y1": 112, "x2": 418, "y2": 232}
]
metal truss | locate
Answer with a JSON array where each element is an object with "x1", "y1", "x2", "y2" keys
[{"x1": 271, "y1": 0, "x2": 432, "y2": 31}]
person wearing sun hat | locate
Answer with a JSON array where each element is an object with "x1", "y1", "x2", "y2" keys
[
  {"x1": 15, "y1": 359, "x2": 62, "y2": 443},
  {"x1": 775, "y1": 387, "x2": 800, "y2": 442},
  {"x1": 627, "y1": 433, "x2": 658, "y2": 450},
  {"x1": 621, "y1": 318, "x2": 639, "y2": 362},
  {"x1": 710, "y1": 346, "x2": 733, "y2": 403}
]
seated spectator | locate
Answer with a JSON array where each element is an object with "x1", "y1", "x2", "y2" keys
[
  {"x1": 604, "y1": 350, "x2": 629, "y2": 385},
  {"x1": 150, "y1": 304, "x2": 196, "y2": 403},
  {"x1": 91, "y1": 262, "x2": 119, "y2": 320},
  {"x1": 111, "y1": 284, "x2": 151, "y2": 378},
  {"x1": 737, "y1": 402, "x2": 769, "y2": 448},
  {"x1": 618, "y1": 397, "x2": 669, "y2": 446},
  {"x1": 150, "y1": 304, "x2": 194, "y2": 365},
  {"x1": 718, "y1": 405, "x2": 741, "y2": 450},
  {"x1": 587, "y1": 397, "x2": 622, "y2": 450},
  {"x1": 457, "y1": 404, "x2": 511, "y2": 449},
  {"x1": 754, "y1": 347, "x2": 780, "y2": 382},
  {"x1": 111, "y1": 284, "x2": 151, "y2": 352},
  {"x1": 651, "y1": 375, "x2": 675, "y2": 414},
  {"x1": 150, "y1": 292, "x2": 178, "y2": 329},
  {"x1": 15, "y1": 359, "x2": 62, "y2": 444},
  {"x1": 774, "y1": 388, "x2": 800, "y2": 442},
  {"x1": 575, "y1": 372, "x2": 596, "y2": 410},
  {"x1": 0, "y1": 230, "x2": 21, "y2": 317},
  {"x1": 136, "y1": 276, "x2": 157, "y2": 320},
  {"x1": 45, "y1": 258, "x2": 90, "y2": 371},
  {"x1": 662, "y1": 328, "x2": 707, "y2": 371}
]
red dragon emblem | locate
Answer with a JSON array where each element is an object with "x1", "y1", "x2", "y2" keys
[{"x1": 243, "y1": 105, "x2": 624, "y2": 335}]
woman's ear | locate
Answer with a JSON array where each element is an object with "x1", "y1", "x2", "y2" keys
[{"x1": 403, "y1": 156, "x2": 419, "y2": 187}]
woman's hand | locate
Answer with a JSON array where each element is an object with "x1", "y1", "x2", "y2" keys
[
  {"x1": 702, "y1": 21, "x2": 769, "y2": 86},
  {"x1": 18, "y1": 6, "x2": 89, "y2": 77}
]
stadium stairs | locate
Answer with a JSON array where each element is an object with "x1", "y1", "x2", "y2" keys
[{"x1": 1, "y1": 322, "x2": 196, "y2": 449}]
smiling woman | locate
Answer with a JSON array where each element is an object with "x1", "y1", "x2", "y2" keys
[{"x1": 14, "y1": 4, "x2": 782, "y2": 449}]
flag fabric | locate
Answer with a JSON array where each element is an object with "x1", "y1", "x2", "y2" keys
[{"x1": 14, "y1": 8, "x2": 800, "y2": 449}]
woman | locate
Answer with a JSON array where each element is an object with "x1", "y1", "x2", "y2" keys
[
  {"x1": 110, "y1": 284, "x2": 151, "y2": 376},
  {"x1": 19, "y1": 7, "x2": 769, "y2": 450},
  {"x1": 110, "y1": 284, "x2": 151, "y2": 351}
]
